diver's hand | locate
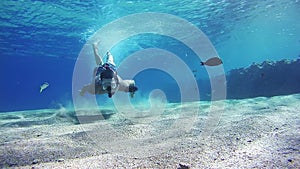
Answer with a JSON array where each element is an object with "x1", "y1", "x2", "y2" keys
[
  {"x1": 79, "y1": 90, "x2": 85, "y2": 96},
  {"x1": 129, "y1": 86, "x2": 138, "y2": 92},
  {"x1": 129, "y1": 86, "x2": 138, "y2": 98}
]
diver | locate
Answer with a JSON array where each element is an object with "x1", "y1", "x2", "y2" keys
[{"x1": 79, "y1": 41, "x2": 138, "y2": 98}]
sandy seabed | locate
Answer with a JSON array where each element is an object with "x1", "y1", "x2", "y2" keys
[{"x1": 0, "y1": 94, "x2": 299, "y2": 169}]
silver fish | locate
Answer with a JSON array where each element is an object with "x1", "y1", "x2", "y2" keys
[
  {"x1": 40, "y1": 82, "x2": 49, "y2": 93},
  {"x1": 200, "y1": 57, "x2": 223, "y2": 66}
]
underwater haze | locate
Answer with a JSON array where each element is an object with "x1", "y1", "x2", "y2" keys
[{"x1": 0, "y1": 0, "x2": 300, "y2": 111}]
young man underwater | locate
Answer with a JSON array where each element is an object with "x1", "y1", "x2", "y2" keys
[{"x1": 79, "y1": 41, "x2": 138, "y2": 98}]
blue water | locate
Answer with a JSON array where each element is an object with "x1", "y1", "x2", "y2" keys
[{"x1": 1, "y1": 0, "x2": 300, "y2": 112}]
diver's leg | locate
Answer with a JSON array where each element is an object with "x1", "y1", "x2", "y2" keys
[
  {"x1": 106, "y1": 51, "x2": 116, "y2": 66},
  {"x1": 93, "y1": 42, "x2": 103, "y2": 65}
]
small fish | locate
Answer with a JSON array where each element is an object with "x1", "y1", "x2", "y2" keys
[
  {"x1": 40, "y1": 82, "x2": 49, "y2": 93},
  {"x1": 200, "y1": 57, "x2": 223, "y2": 66}
]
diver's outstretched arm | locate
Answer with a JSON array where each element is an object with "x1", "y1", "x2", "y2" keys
[
  {"x1": 93, "y1": 42, "x2": 103, "y2": 65},
  {"x1": 117, "y1": 76, "x2": 138, "y2": 97},
  {"x1": 79, "y1": 84, "x2": 95, "y2": 96}
]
